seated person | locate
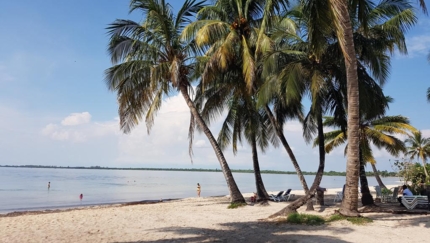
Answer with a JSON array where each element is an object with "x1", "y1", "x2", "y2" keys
[
  {"x1": 397, "y1": 185, "x2": 413, "y2": 206},
  {"x1": 250, "y1": 192, "x2": 257, "y2": 203}
]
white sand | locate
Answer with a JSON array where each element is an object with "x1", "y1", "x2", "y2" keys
[{"x1": 1, "y1": 187, "x2": 429, "y2": 243}]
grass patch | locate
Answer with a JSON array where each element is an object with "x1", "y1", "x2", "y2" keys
[
  {"x1": 347, "y1": 216, "x2": 373, "y2": 225},
  {"x1": 326, "y1": 214, "x2": 373, "y2": 225},
  {"x1": 326, "y1": 214, "x2": 345, "y2": 223},
  {"x1": 227, "y1": 202, "x2": 247, "y2": 209},
  {"x1": 286, "y1": 213, "x2": 325, "y2": 225}
]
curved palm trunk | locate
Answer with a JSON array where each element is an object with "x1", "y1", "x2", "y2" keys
[
  {"x1": 330, "y1": 0, "x2": 360, "y2": 217},
  {"x1": 371, "y1": 163, "x2": 387, "y2": 189},
  {"x1": 251, "y1": 136, "x2": 270, "y2": 201},
  {"x1": 179, "y1": 86, "x2": 245, "y2": 203},
  {"x1": 270, "y1": 111, "x2": 326, "y2": 217},
  {"x1": 264, "y1": 105, "x2": 313, "y2": 210},
  {"x1": 359, "y1": 150, "x2": 374, "y2": 206}
]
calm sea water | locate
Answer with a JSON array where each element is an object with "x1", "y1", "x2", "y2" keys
[{"x1": 0, "y1": 167, "x2": 401, "y2": 213}]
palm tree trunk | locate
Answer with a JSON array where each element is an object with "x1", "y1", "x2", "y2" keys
[
  {"x1": 264, "y1": 105, "x2": 312, "y2": 208},
  {"x1": 359, "y1": 150, "x2": 374, "y2": 206},
  {"x1": 371, "y1": 163, "x2": 387, "y2": 189},
  {"x1": 420, "y1": 159, "x2": 429, "y2": 178},
  {"x1": 179, "y1": 86, "x2": 245, "y2": 203},
  {"x1": 330, "y1": 0, "x2": 360, "y2": 217},
  {"x1": 270, "y1": 111, "x2": 326, "y2": 217},
  {"x1": 251, "y1": 135, "x2": 270, "y2": 201}
]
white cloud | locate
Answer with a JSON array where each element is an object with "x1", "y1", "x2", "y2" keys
[
  {"x1": 421, "y1": 129, "x2": 430, "y2": 138},
  {"x1": 195, "y1": 140, "x2": 206, "y2": 147},
  {"x1": 405, "y1": 35, "x2": 430, "y2": 57},
  {"x1": 284, "y1": 121, "x2": 302, "y2": 132},
  {"x1": 61, "y1": 112, "x2": 91, "y2": 126},
  {"x1": 41, "y1": 112, "x2": 117, "y2": 143}
]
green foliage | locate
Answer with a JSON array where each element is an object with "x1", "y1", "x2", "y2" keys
[
  {"x1": 394, "y1": 159, "x2": 430, "y2": 192},
  {"x1": 346, "y1": 217, "x2": 373, "y2": 225},
  {"x1": 286, "y1": 213, "x2": 325, "y2": 225},
  {"x1": 227, "y1": 202, "x2": 247, "y2": 209},
  {"x1": 283, "y1": 213, "x2": 373, "y2": 226},
  {"x1": 326, "y1": 214, "x2": 345, "y2": 222},
  {"x1": 326, "y1": 214, "x2": 373, "y2": 225},
  {"x1": 381, "y1": 188, "x2": 392, "y2": 196}
]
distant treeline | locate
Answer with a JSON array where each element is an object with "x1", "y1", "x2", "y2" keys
[{"x1": 0, "y1": 165, "x2": 397, "y2": 177}]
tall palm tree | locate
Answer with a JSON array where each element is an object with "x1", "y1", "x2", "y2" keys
[
  {"x1": 193, "y1": 68, "x2": 276, "y2": 200},
  {"x1": 322, "y1": 115, "x2": 417, "y2": 205},
  {"x1": 184, "y1": 0, "x2": 322, "y2": 210},
  {"x1": 266, "y1": 0, "x2": 414, "y2": 213},
  {"x1": 105, "y1": 0, "x2": 245, "y2": 203},
  {"x1": 182, "y1": 0, "x2": 303, "y2": 201},
  {"x1": 405, "y1": 131, "x2": 430, "y2": 178},
  {"x1": 328, "y1": 0, "x2": 423, "y2": 216}
]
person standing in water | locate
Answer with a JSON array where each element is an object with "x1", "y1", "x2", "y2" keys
[
  {"x1": 47, "y1": 182, "x2": 50, "y2": 190},
  {"x1": 197, "y1": 183, "x2": 201, "y2": 197},
  {"x1": 80, "y1": 194, "x2": 83, "y2": 201}
]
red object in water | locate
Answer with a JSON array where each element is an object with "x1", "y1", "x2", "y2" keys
[{"x1": 80, "y1": 194, "x2": 83, "y2": 200}]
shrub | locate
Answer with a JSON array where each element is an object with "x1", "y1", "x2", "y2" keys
[
  {"x1": 227, "y1": 202, "x2": 247, "y2": 209},
  {"x1": 286, "y1": 213, "x2": 325, "y2": 225},
  {"x1": 326, "y1": 214, "x2": 373, "y2": 225}
]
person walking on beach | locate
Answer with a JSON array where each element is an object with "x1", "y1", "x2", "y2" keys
[
  {"x1": 47, "y1": 182, "x2": 50, "y2": 190},
  {"x1": 197, "y1": 183, "x2": 201, "y2": 197}
]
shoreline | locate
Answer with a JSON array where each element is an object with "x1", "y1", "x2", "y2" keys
[
  {"x1": 0, "y1": 198, "x2": 181, "y2": 218},
  {"x1": 0, "y1": 195, "x2": 233, "y2": 218},
  {"x1": 2, "y1": 187, "x2": 430, "y2": 243},
  {"x1": 0, "y1": 186, "x2": 393, "y2": 217}
]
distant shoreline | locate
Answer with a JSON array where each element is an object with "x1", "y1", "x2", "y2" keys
[{"x1": 0, "y1": 165, "x2": 397, "y2": 177}]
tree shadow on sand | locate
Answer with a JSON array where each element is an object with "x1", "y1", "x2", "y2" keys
[
  {"x1": 365, "y1": 213, "x2": 430, "y2": 228},
  {"x1": 113, "y1": 220, "x2": 354, "y2": 243}
]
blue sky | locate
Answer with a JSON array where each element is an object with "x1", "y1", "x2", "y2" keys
[{"x1": 1, "y1": 0, "x2": 429, "y2": 173}]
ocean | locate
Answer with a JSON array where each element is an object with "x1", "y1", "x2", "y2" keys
[{"x1": 0, "y1": 167, "x2": 401, "y2": 213}]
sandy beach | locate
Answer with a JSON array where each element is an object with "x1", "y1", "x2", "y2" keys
[{"x1": 1, "y1": 187, "x2": 429, "y2": 243}]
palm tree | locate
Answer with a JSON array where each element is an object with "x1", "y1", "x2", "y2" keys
[
  {"x1": 193, "y1": 68, "x2": 275, "y2": 201},
  {"x1": 187, "y1": 0, "x2": 327, "y2": 210},
  {"x1": 266, "y1": 0, "x2": 414, "y2": 213},
  {"x1": 405, "y1": 131, "x2": 430, "y2": 178},
  {"x1": 322, "y1": 115, "x2": 417, "y2": 205},
  {"x1": 104, "y1": 0, "x2": 245, "y2": 203},
  {"x1": 328, "y1": 0, "x2": 424, "y2": 216},
  {"x1": 183, "y1": 0, "x2": 306, "y2": 200}
]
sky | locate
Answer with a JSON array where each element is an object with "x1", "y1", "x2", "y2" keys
[{"x1": 1, "y1": 0, "x2": 429, "y2": 173}]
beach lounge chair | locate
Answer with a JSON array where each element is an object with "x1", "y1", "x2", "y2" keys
[
  {"x1": 386, "y1": 187, "x2": 399, "y2": 203},
  {"x1": 281, "y1": 189, "x2": 295, "y2": 201},
  {"x1": 269, "y1": 191, "x2": 284, "y2": 202},
  {"x1": 334, "y1": 185, "x2": 345, "y2": 202},
  {"x1": 374, "y1": 186, "x2": 382, "y2": 200}
]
